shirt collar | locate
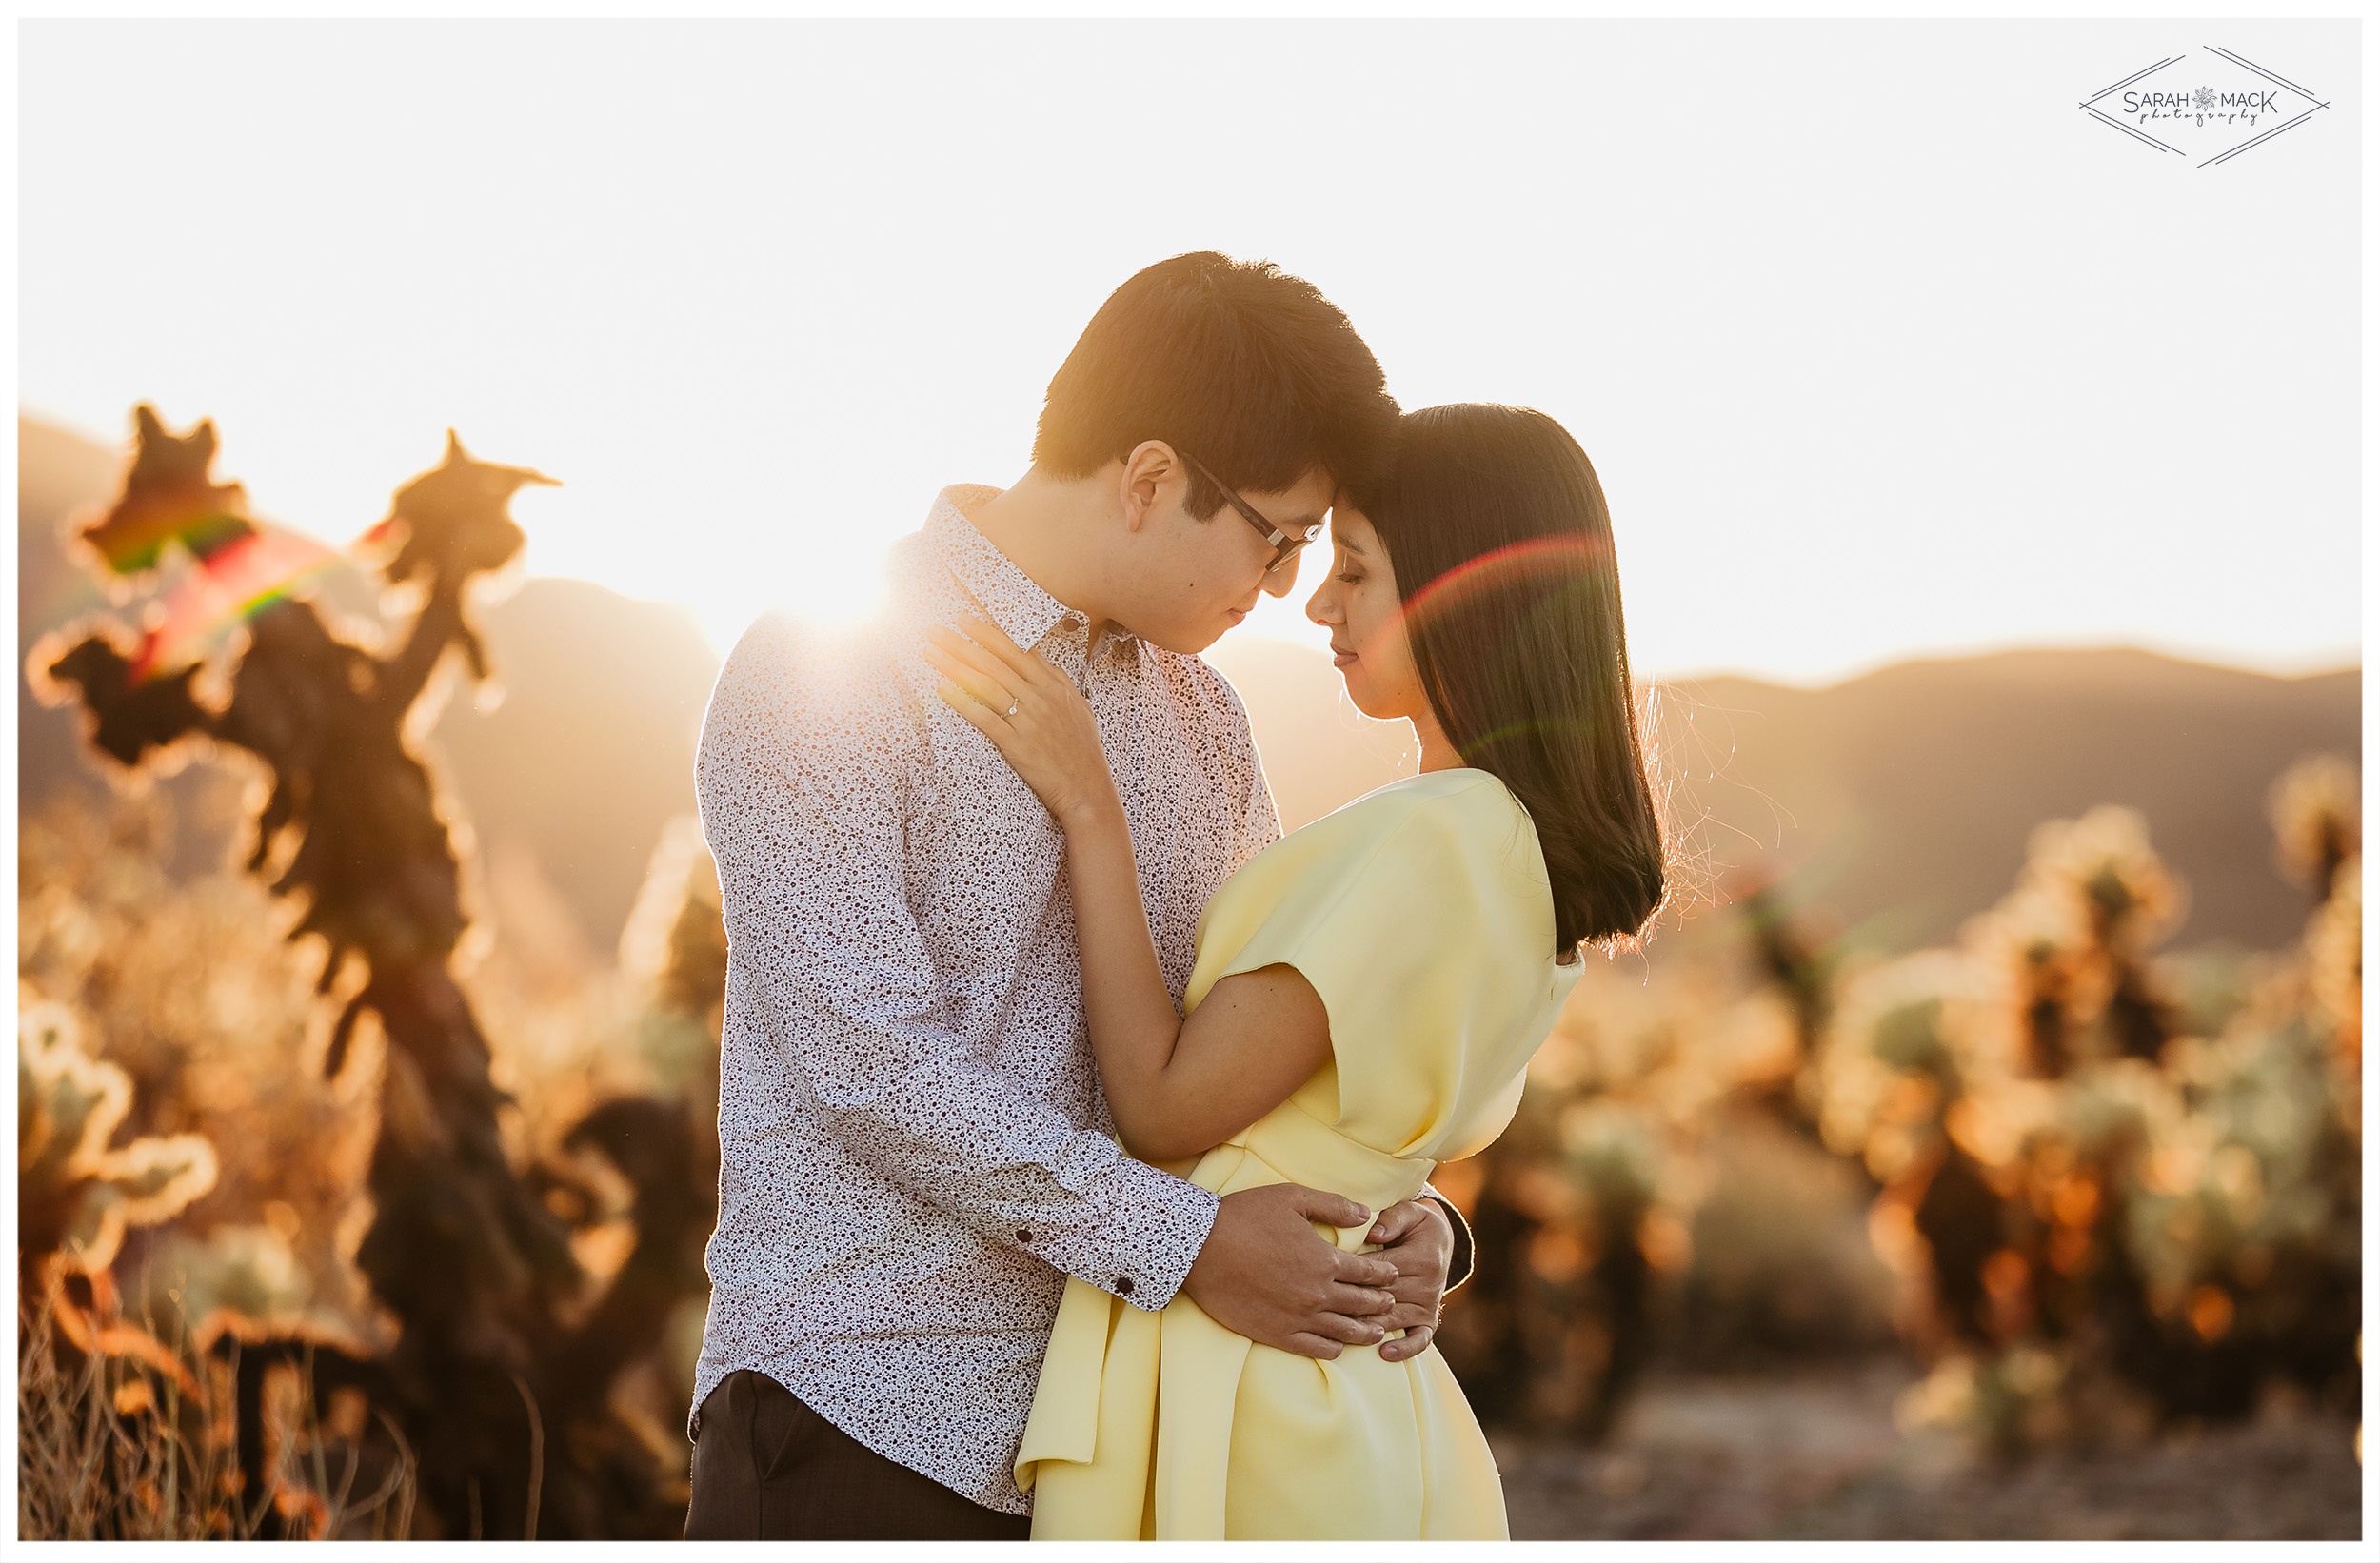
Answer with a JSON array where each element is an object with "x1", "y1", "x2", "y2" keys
[{"x1": 923, "y1": 485, "x2": 1140, "y2": 665}]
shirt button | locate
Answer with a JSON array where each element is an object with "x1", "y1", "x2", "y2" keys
[
  {"x1": 1115, "y1": 1276, "x2": 1134, "y2": 1297},
  {"x1": 1016, "y1": 1229, "x2": 1033, "y2": 1245}
]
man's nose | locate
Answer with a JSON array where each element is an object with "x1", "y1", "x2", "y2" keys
[{"x1": 1259, "y1": 555, "x2": 1302, "y2": 600}]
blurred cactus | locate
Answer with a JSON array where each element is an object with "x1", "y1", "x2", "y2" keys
[
  {"x1": 1735, "y1": 879, "x2": 1838, "y2": 1130},
  {"x1": 2270, "y1": 754, "x2": 2361, "y2": 1122},
  {"x1": 18, "y1": 993, "x2": 223, "y2": 1426},
  {"x1": 1448, "y1": 786, "x2": 2359, "y2": 1455},
  {"x1": 74, "y1": 406, "x2": 252, "y2": 575},
  {"x1": 618, "y1": 815, "x2": 728, "y2": 1094},
  {"x1": 19, "y1": 788, "x2": 389, "y2": 1357},
  {"x1": 1437, "y1": 1082, "x2": 1659, "y2": 1438},
  {"x1": 1439, "y1": 905, "x2": 1884, "y2": 1438},
  {"x1": 2304, "y1": 857, "x2": 2361, "y2": 1119},
  {"x1": 25, "y1": 407, "x2": 703, "y2": 1538},
  {"x1": 15, "y1": 992, "x2": 259, "y2": 1539},
  {"x1": 1814, "y1": 802, "x2": 2361, "y2": 1448},
  {"x1": 2268, "y1": 755, "x2": 2359, "y2": 904},
  {"x1": 19, "y1": 999, "x2": 219, "y2": 1288}
]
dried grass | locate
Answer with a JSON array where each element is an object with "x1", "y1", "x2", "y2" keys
[{"x1": 17, "y1": 1288, "x2": 416, "y2": 1540}]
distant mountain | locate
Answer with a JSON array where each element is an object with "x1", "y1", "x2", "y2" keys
[
  {"x1": 1662, "y1": 653, "x2": 2358, "y2": 950},
  {"x1": 17, "y1": 417, "x2": 183, "y2": 809},
  {"x1": 1210, "y1": 637, "x2": 2358, "y2": 955},
  {"x1": 21, "y1": 413, "x2": 2360, "y2": 961},
  {"x1": 429, "y1": 579, "x2": 717, "y2": 950}
]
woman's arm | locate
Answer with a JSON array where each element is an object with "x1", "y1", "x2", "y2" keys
[
  {"x1": 923, "y1": 620, "x2": 1329, "y2": 1161},
  {"x1": 1053, "y1": 801, "x2": 1330, "y2": 1160}
]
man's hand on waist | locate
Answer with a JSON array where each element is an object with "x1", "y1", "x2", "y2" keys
[
  {"x1": 1365, "y1": 1197, "x2": 1455, "y2": 1363},
  {"x1": 1180, "y1": 1183, "x2": 1398, "y2": 1358}
]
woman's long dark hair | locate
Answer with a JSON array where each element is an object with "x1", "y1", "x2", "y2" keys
[{"x1": 1355, "y1": 404, "x2": 1668, "y2": 952}]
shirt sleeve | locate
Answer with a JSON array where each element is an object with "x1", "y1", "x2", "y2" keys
[{"x1": 696, "y1": 615, "x2": 1217, "y2": 1310}]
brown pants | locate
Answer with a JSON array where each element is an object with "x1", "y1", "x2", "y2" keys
[{"x1": 683, "y1": 1370, "x2": 1030, "y2": 1540}]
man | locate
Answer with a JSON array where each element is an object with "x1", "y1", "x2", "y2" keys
[{"x1": 683, "y1": 252, "x2": 1470, "y2": 1540}]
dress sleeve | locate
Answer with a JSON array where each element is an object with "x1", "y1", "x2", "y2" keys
[
  {"x1": 1199, "y1": 780, "x2": 1547, "y2": 1152},
  {"x1": 699, "y1": 615, "x2": 1218, "y2": 1310}
]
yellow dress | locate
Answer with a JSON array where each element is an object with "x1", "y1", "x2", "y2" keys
[{"x1": 1015, "y1": 768, "x2": 1586, "y2": 1540}]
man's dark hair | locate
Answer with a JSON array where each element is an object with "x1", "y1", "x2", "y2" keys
[
  {"x1": 1355, "y1": 405, "x2": 1670, "y2": 953},
  {"x1": 1032, "y1": 252, "x2": 1400, "y2": 517}
]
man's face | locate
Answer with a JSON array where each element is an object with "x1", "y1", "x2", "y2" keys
[{"x1": 1121, "y1": 465, "x2": 1337, "y2": 655}]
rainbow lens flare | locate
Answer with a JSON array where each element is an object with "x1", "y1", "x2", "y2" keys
[
  {"x1": 128, "y1": 524, "x2": 345, "y2": 683},
  {"x1": 1400, "y1": 532, "x2": 1609, "y2": 631}
]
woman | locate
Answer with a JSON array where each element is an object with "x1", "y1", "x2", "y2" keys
[{"x1": 922, "y1": 404, "x2": 1667, "y2": 1540}]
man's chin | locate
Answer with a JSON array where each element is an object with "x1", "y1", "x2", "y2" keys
[{"x1": 1138, "y1": 621, "x2": 1233, "y2": 657}]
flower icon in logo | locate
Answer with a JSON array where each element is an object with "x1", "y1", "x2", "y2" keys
[{"x1": 2192, "y1": 85, "x2": 2217, "y2": 111}]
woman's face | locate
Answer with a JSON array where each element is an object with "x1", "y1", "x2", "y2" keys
[{"x1": 1304, "y1": 502, "x2": 1426, "y2": 722}]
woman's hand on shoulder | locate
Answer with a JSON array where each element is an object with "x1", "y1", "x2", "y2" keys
[{"x1": 925, "y1": 618, "x2": 1122, "y2": 829}]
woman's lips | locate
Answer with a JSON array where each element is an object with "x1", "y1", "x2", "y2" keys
[
  {"x1": 1226, "y1": 608, "x2": 1247, "y2": 625},
  {"x1": 1332, "y1": 648, "x2": 1359, "y2": 668}
]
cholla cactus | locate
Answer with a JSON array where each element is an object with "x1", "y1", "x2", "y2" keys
[
  {"x1": 1815, "y1": 951, "x2": 1978, "y2": 1183},
  {"x1": 30, "y1": 407, "x2": 698, "y2": 1539},
  {"x1": 619, "y1": 817, "x2": 727, "y2": 1029},
  {"x1": 2269, "y1": 755, "x2": 2359, "y2": 900},
  {"x1": 1438, "y1": 919, "x2": 1826, "y2": 1439},
  {"x1": 1818, "y1": 799, "x2": 2361, "y2": 1445},
  {"x1": 1450, "y1": 782, "x2": 2357, "y2": 1452},
  {"x1": 73, "y1": 406, "x2": 252, "y2": 577},
  {"x1": 1968, "y1": 807, "x2": 2187, "y2": 1073},
  {"x1": 2305, "y1": 856, "x2": 2361, "y2": 1110},
  {"x1": 19, "y1": 998, "x2": 218, "y2": 1284},
  {"x1": 1818, "y1": 950, "x2": 2033, "y2": 1365}
]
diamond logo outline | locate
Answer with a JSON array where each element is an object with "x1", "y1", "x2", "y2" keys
[{"x1": 2079, "y1": 46, "x2": 2330, "y2": 168}]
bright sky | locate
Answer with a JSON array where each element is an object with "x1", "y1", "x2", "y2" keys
[{"x1": 19, "y1": 17, "x2": 2361, "y2": 685}]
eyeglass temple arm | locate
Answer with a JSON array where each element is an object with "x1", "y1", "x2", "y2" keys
[{"x1": 1183, "y1": 449, "x2": 1315, "y2": 559}]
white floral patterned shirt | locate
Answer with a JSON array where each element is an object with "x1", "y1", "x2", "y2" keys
[{"x1": 687, "y1": 485, "x2": 1279, "y2": 1514}]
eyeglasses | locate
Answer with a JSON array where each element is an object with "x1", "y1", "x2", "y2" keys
[{"x1": 1180, "y1": 451, "x2": 1321, "y2": 576}]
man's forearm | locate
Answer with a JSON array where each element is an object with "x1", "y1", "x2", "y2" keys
[{"x1": 774, "y1": 993, "x2": 1220, "y2": 1308}]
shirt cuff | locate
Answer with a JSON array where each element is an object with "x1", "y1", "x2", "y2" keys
[{"x1": 1077, "y1": 1157, "x2": 1220, "y2": 1314}]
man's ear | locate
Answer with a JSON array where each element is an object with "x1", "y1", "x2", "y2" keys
[{"x1": 1116, "y1": 441, "x2": 1185, "y2": 536}]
